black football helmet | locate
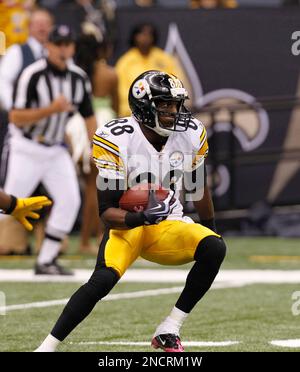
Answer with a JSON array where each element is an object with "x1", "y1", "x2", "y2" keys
[{"x1": 128, "y1": 70, "x2": 191, "y2": 137}]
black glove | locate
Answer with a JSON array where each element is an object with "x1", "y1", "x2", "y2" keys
[
  {"x1": 125, "y1": 189, "x2": 175, "y2": 228},
  {"x1": 143, "y1": 189, "x2": 174, "y2": 225}
]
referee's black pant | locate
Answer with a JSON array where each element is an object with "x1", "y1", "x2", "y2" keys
[{"x1": 0, "y1": 110, "x2": 9, "y2": 187}]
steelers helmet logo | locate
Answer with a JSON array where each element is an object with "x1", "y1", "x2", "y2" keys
[
  {"x1": 169, "y1": 151, "x2": 184, "y2": 168},
  {"x1": 132, "y1": 79, "x2": 147, "y2": 99}
]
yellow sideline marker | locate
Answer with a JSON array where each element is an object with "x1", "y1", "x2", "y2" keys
[{"x1": 250, "y1": 255, "x2": 300, "y2": 263}]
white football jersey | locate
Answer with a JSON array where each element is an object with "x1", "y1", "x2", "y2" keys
[{"x1": 93, "y1": 116, "x2": 208, "y2": 221}]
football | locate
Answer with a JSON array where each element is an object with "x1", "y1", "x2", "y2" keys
[{"x1": 119, "y1": 183, "x2": 169, "y2": 212}]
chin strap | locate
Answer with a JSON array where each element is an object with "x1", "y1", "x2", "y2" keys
[{"x1": 151, "y1": 115, "x2": 172, "y2": 137}]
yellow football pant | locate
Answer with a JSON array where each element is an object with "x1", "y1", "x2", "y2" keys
[{"x1": 98, "y1": 220, "x2": 220, "y2": 277}]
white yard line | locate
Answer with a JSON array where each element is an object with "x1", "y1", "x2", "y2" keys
[
  {"x1": 1, "y1": 268, "x2": 300, "y2": 283},
  {"x1": 70, "y1": 341, "x2": 239, "y2": 347},
  {"x1": 0, "y1": 280, "x2": 287, "y2": 314},
  {"x1": 0, "y1": 283, "x2": 241, "y2": 313},
  {"x1": 270, "y1": 339, "x2": 300, "y2": 348},
  {"x1": 0, "y1": 287, "x2": 184, "y2": 313},
  {"x1": 1, "y1": 269, "x2": 300, "y2": 313}
]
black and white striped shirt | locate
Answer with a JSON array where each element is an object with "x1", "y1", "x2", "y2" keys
[{"x1": 13, "y1": 58, "x2": 94, "y2": 145}]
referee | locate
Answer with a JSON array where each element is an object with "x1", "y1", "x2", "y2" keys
[{"x1": 5, "y1": 25, "x2": 97, "y2": 275}]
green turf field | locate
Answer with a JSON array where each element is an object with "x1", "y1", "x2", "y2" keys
[{"x1": 1, "y1": 237, "x2": 300, "y2": 352}]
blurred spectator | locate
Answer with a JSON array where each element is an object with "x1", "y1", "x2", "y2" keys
[
  {"x1": 77, "y1": 0, "x2": 106, "y2": 41},
  {"x1": 0, "y1": 0, "x2": 36, "y2": 49},
  {"x1": 75, "y1": 34, "x2": 118, "y2": 122},
  {"x1": 134, "y1": 0, "x2": 157, "y2": 6},
  {"x1": 39, "y1": 1, "x2": 116, "y2": 48},
  {"x1": 69, "y1": 33, "x2": 118, "y2": 253},
  {"x1": 189, "y1": 0, "x2": 237, "y2": 8},
  {"x1": 80, "y1": 1, "x2": 117, "y2": 51},
  {"x1": 37, "y1": 0, "x2": 89, "y2": 36},
  {"x1": 115, "y1": 23, "x2": 182, "y2": 117},
  {"x1": 99, "y1": 0, "x2": 117, "y2": 46},
  {"x1": 0, "y1": 7, "x2": 53, "y2": 110}
]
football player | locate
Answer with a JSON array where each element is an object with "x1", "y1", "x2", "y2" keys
[
  {"x1": 35, "y1": 70, "x2": 226, "y2": 352},
  {"x1": 0, "y1": 191, "x2": 51, "y2": 231}
]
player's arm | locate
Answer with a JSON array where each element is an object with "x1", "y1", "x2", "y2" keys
[
  {"x1": 98, "y1": 185, "x2": 174, "y2": 230},
  {"x1": 0, "y1": 45, "x2": 22, "y2": 110},
  {"x1": 93, "y1": 137, "x2": 136, "y2": 229},
  {"x1": 186, "y1": 162, "x2": 216, "y2": 232},
  {"x1": 12, "y1": 66, "x2": 74, "y2": 127},
  {"x1": 191, "y1": 124, "x2": 217, "y2": 232},
  {"x1": 193, "y1": 170, "x2": 217, "y2": 233},
  {"x1": 93, "y1": 132, "x2": 128, "y2": 229},
  {"x1": 11, "y1": 96, "x2": 74, "y2": 127},
  {"x1": 111, "y1": 75, "x2": 119, "y2": 116},
  {"x1": 79, "y1": 74, "x2": 97, "y2": 142},
  {"x1": 97, "y1": 185, "x2": 130, "y2": 230},
  {"x1": 101, "y1": 208, "x2": 129, "y2": 230},
  {"x1": 0, "y1": 191, "x2": 14, "y2": 212},
  {"x1": 84, "y1": 115, "x2": 97, "y2": 142}
]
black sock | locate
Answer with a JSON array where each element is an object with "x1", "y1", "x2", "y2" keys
[
  {"x1": 51, "y1": 268, "x2": 119, "y2": 341},
  {"x1": 175, "y1": 236, "x2": 226, "y2": 313}
]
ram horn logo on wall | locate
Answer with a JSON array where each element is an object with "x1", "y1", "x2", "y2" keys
[{"x1": 165, "y1": 23, "x2": 270, "y2": 196}]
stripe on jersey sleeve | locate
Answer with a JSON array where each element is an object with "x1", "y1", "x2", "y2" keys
[{"x1": 92, "y1": 134, "x2": 124, "y2": 174}]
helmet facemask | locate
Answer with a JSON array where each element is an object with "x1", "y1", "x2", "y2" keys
[{"x1": 150, "y1": 98, "x2": 192, "y2": 137}]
